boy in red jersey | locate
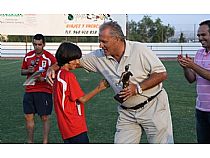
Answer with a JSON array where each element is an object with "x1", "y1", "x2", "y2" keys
[
  {"x1": 54, "y1": 42, "x2": 109, "y2": 143},
  {"x1": 21, "y1": 34, "x2": 57, "y2": 143}
]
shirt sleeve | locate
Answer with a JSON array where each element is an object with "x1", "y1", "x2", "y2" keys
[
  {"x1": 49, "y1": 54, "x2": 57, "y2": 65},
  {"x1": 67, "y1": 73, "x2": 85, "y2": 102},
  {"x1": 140, "y1": 44, "x2": 166, "y2": 73},
  {"x1": 21, "y1": 56, "x2": 28, "y2": 69},
  {"x1": 80, "y1": 50, "x2": 103, "y2": 72}
]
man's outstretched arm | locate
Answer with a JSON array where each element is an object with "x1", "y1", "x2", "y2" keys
[
  {"x1": 45, "y1": 62, "x2": 59, "y2": 86},
  {"x1": 46, "y1": 61, "x2": 83, "y2": 86}
]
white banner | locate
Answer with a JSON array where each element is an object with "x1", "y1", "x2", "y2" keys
[{"x1": 0, "y1": 14, "x2": 126, "y2": 36}]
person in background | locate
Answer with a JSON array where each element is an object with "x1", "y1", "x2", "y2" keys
[
  {"x1": 54, "y1": 42, "x2": 109, "y2": 143},
  {"x1": 21, "y1": 34, "x2": 57, "y2": 143},
  {"x1": 46, "y1": 21, "x2": 174, "y2": 144},
  {"x1": 178, "y1": 20, "x2": 210, "y2": 143}
]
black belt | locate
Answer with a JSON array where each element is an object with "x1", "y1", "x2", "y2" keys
[{"x1": 120, "y1": 90, "x2": 162, "y2": 110}]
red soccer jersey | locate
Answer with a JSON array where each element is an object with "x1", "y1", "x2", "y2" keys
[
  {"x1": 21, "y1": 50, "x2": 57, "y2": 93},
  {"x1": 53, "y1": 69, "x2": 87, "y2": 139}
]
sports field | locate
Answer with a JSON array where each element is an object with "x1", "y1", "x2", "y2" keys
[{"x1": 0, "y1": 59, "x2": 197, "y2": 143}]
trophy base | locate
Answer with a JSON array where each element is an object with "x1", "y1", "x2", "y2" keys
[{"x1": 114, "y1": 94, "x2": 124, "y2": 104}]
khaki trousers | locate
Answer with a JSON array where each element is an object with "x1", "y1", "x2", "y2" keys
[{"x1": 114, "y1": 89, "x2": 174, "y2": 144}]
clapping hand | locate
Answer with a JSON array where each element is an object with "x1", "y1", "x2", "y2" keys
[{"x1": 177, "y1": 54, "x2": 194, "y2": 68}]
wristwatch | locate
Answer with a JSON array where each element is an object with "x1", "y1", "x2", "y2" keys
[{"x1": 136, "y1": 84, "x2": 143, "y2": 94}]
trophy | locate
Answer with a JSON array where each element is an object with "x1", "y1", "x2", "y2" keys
[{"x1": 114, "y1": 64, "x2": 133, "y2": 103}]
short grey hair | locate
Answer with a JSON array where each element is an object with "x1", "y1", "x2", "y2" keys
[{"x1": 99, "y1": 21, "x2": 125, "y2": 41}]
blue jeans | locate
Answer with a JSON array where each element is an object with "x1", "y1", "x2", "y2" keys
[{"x1": 196, "y1": 109, "x2": 210, "y2": 143}]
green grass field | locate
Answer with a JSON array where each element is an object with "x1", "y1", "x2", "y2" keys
[{"x1": 0, "y1": 59, "x2": 197, "y2": 143}]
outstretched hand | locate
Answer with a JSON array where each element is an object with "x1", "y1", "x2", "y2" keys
[{"x1": 45, "y1": 67, "x2": 55, "y2": 86}]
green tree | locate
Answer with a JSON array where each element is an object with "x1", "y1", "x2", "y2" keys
[
  {"x1": 138, "y1": 15, "x2": 155, "y2": 42},
  {"x1": 127, "y1": 15, "x2": 175, "y2": 43},
  {"x1": 179, "y1": 32, "x2": 186, "y2": 43},
  {"x1": 165, "y1": 24, "x2": 175, "y2": 42},
  {"x1": 7, "y1": 35, "x2": 32, "y2": 42},
  {"x1": 151, "y1": 18, "x2": 163, "y2": 42},
  {"x1": 127, "y1": 20, "x2": 139, "y2": 41}
]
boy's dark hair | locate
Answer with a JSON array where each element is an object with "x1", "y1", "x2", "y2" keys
[
  {"x1": 199, "y1": 20, "x2": 210, "y2": 32},
  {"x1": 33, "y1": 34, "x2": 45, "y2": 44},
  {"x1": 55, "y1": 42, "x2": 82, "y2": 67}
]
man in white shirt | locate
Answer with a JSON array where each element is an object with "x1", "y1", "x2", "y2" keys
[{"x1": 47, "y1": 21, "x2": 174, "y2": 144}]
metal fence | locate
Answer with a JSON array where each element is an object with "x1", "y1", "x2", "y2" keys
[{"x1": 0, "y1": 42, "x2": 202, "y2": 58}]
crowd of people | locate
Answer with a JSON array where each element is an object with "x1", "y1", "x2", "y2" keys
[{"x1": 21, "y1": 19, "x2": 210, "y2": 144}]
